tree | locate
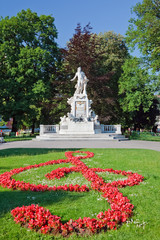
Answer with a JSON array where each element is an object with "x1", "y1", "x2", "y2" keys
[
  {"x1": 0, "y1": 9, "x2": 60, "y2": 132},
  {"x1": 97, "y1": 31, "x2": 129, "y2": 73},
  {"x1": 126, "y1": 0, "x2": 160, "y2": 73},
  {"x1": 95, "y1": 32, "x2": 129, "y2": 123},
  {"x1": 16, "y1": 47, "x2": 55, "y2": 132},
  {"x1": 62, "y1": 24, "x2": 129, "y2": 123},
  {"x1": 62, "y1": 23, "x2": 99, "y2": 75},
  {"x1": 119, "y1": 57, "x2": 158, "y2": 129}
]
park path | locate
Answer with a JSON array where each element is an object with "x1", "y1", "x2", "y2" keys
[{"x1": 0, "y1": 140, "x2": 160, "y2": 152}]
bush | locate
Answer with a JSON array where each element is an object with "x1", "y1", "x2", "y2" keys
[{"x1": 10, "y1": 132, "x2": 16, "y2": 137}]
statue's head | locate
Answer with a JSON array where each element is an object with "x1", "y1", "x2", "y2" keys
[{"x1": 78, "y1": 67, "x2": 81, "y2": 72}]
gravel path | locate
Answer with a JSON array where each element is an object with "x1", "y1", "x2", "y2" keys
[{"x1": 0, "y1": 139, "x2": 160, "y2": 152}]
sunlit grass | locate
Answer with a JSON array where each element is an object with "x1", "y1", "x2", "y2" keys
[{"x1": 13, "y1": 163, "x2": 91, "y2": 187}]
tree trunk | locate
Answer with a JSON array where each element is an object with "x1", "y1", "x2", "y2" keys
[
  {"x1": 31, "y1": 120, "x2": 35, "y2": 134},
  {"x1": 12, "y1": 116, "x2": 18, "y2": 132}
]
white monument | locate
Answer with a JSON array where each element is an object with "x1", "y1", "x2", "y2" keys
[
  {"x1": 59, "y1": 67, "x2": 101, "y2": 134},
  {"x1": 38, "y1": 67, "x2": 124, "y2": 140}
]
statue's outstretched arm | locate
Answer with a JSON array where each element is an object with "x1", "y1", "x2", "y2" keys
[{"x1": 70, "y1": 73, "x2": 77, "y2": 81}]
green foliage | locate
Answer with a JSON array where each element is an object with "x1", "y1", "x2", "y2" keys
[
  {"x1": 126, "y1": 0, "x2": 160, "y2": 74},
  {"x1": 0, "y1": 148, "x2": 160, "y2": 239},
  {"x1": 95, "y1": 32, "x2": 129, "y2": 123},
  {"x1": 119, "y1": 57, "x2": 159, "y2": 129},
  {"x1": 0, "y1": 116, "x2": 7, "y2": 127},
  {"x1": 0, "y1": 9, "x2": 60, "y2": 131},
  {"x1": 97, "y1": 31, "x2": 129, "y2": 74},
  {"x1": 120, "y1": 0, "x2": 160, "y2": 128},
  {"x1": 119, "y1": 57, "x2": 156, "y2": 112}
]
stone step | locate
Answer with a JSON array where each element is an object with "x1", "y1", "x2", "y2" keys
[
  {"x1": 37, "y1": 133, "x2": 124, "y2": 138},
  {"x1": 35, "y1": 133, "x2": 128, "y2": 141}
]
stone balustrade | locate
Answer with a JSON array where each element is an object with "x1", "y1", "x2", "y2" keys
[
  {"x1": 40, "y1": 124, "x2": 121, "y2": 135},
  {"x1": 40, "y1": 125, "x2": 59, "y2": 135},
  {"x1": 101, "y1": 125, "x2": 121, "y2": 134}
]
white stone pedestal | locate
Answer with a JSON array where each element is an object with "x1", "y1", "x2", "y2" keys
[
  {"x1": 59, "y1": 121, "x2": 95, "y2": 134},
  {"x1": 59, "y1": 92, "x2": 102, "y2": 135}
]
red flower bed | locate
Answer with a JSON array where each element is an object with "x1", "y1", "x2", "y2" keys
[
  {"x1": 0, "y1": 157, "x2": 89, "y2": 192},
  {"x1": 0, "y1": 151, "x2": 144, "y2": 237}
]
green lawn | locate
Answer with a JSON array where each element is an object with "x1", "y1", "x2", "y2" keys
[
  {"x1": 129, "y1": 131, "x2": 160, "y2": 141},
  {"x1": 3, "y1": 135, "x2": 36, "y2": 142},
  {"x1": 0, "y1": 148, "x2": 160, "y2": 240}
]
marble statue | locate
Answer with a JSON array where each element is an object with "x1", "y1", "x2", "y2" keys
[
  {"x1": 58, "y1": 67, "x2": 102, "y2": 134},
  {"x1": 60, "y1": 115, "x2": 66, "y2": 123},
  {"x1": 71, "y1": 67, "x2": 89, "y2": 95}
]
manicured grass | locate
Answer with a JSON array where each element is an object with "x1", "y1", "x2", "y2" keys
[
  {"x1": 3, "y1": 135, "x2": 36, "y2": 142},
  {"x1": 129, "y1": 131, "x2": 160, "y2": 141},
  {"x1": 0, "y1": 148, "x2": 160, "y2": 240}
]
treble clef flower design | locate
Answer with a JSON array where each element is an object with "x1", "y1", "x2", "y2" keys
[{"x1": 0, "y1": 151, "x2": 144, "y2": 237}]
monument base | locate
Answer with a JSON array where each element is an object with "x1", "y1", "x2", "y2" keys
[
  {"x1": 59, "y1": 121, "x2": 94, "y2": 134},
  {"x1": 58, "y1": 92, "x2": 102, "y2": 135},
  {"x1": 36, "y1": 133, "x2": 127, "y2": 141}
]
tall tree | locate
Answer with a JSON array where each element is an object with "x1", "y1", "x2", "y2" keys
[
  {"x1": 0, "y1": 9, "x2": 60, "y2": 132},
  {"x1": 119, "y1": 57, "x2": 158, "y2": 129},
  {"x1": 95, "y1": 32, "x2": 129, "y2": 123},
  {"x1": 120, "y1": 0, "x2": 160, "y2": 129},
  {"x1": 126, "y1": 0, "x2": 160, "y2": 74},
  {"x1": 62, "y1": 23, "x2": 99, "y2": 75}
]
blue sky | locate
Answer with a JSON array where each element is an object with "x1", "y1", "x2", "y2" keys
[{"x1": 1, "y1": 0, "x2": 142, "y2": 54}]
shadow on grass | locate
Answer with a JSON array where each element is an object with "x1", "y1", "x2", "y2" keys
[
  {"x1": 0, "y1": 148, "x2": 80, "y2": 157},
  {"x1": 0, "y1": 167, "x2": 14, "y2": 170},
  {"x1": 0, "y1": 189, "x2": 86, "y2": 222}
]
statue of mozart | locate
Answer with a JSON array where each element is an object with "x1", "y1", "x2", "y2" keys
[{"x1": 70, "y1": 67, "x2": 89, "y2": 95}]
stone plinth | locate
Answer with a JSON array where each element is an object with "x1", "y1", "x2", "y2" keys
[
  {"x1": 59, "y1": 92, "x2": 101, "y2": 134},
  {"x1": 67, "y1": 93, "x2": 91, "y2": 119},
  {"x1": 59, "y1": 121, "x2": 94, "y2": 134}
]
